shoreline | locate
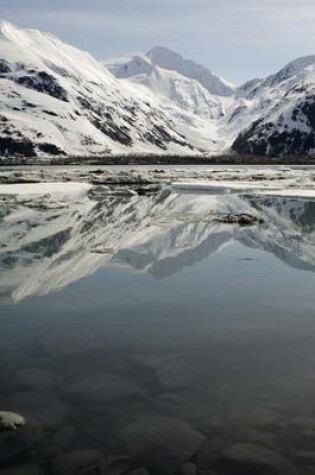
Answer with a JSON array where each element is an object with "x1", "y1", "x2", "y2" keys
[
  {"x1": 0, "y1": 167, "x2": 314, "y2": 200},
  {"x1": 1, "y1": 154, "x2": 315, "y2": 167}
]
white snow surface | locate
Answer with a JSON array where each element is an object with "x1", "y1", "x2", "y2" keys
[
  {"x1": 104, "y1": 47, "x2": 234, "y2": 125},
  {"x1": 106, "y1": 47, "x2": 315, "y2": 157},
  {"x1": 0, "y1": 182, "x2": 91, "y2": 197},
  {"x1": 1, "y1": 20, "x2": 315, "y2": 158},
  {"x1": 0, "y1": 20, "x2": 221, "y2": 157},
  {"x1": 105, "y1": 46, "x2": 235, "y2": 96}
]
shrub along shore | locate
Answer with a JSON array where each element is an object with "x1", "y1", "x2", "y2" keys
[{"x1": 0, "y1": 153, "x2": 315, "y2": 167}]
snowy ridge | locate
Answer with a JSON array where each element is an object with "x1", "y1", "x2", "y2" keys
[
  {"x1": 231, "y1": 56, "x2": 315, "y2": 156},
  {"x1": 0, "y1": 20, "x2": 222, "y2": 158},
  {"x1": 1, "y1": 20, "x2": 315, "y2": 157},
  {"x1": 107, "y1": 47, "x2": 315, "y2": 157},
  {"x1": 265, "y1": 55, "x2": 315, "y2": 88},
  {"x1": 104, "y1": 49, "x2": 233, "y2": 120},
  {"x1": 145, "y1": 46, "x2": 236, "y2": 96}
]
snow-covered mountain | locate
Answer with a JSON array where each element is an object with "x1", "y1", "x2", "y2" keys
[
  {"x1": 0, "y1": 20, "x2": 222, "y2": 158},
  {"x1": 107, "y1": 48, "x2": 315, "y2": 158},
  {"x1": 1, "y1": 19, "x2": 315, "y2": 158},
  {"x1": 104, "y1": 47, "x2": 235, "y2": 121},
  {"x1": 104, "y1": 53, "x2": 228, "y2": 121},
  {"x1": 231, "y1": 56, "x2": 315, "y2": 156},
  {"x1": 1, "y1": 186, "x2": 315, "y2": 303},
  {"x1": 146, "y1": 46, "x2": 236, "y2": 96}
]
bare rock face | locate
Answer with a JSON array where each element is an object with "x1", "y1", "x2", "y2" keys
[
  {"x1": 121, "y1": 416, "x2": 205, "y2": 474},
  {"x1": 0, "y1": 411, "x2": 25, "y2": 431},
  {"x1": 15, "y1": 71, "x2": 69, "y2": 102}
]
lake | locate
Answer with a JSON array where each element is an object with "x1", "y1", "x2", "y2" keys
[{"x1": 0, "y1": 186, "x2": 315, "y2": 474}]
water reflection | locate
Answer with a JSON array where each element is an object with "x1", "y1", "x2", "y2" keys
[
  {"x1": 0, "y1": 189, "x2": 315, "y2": 302},
  {"x1": 1, "y1": 190, "x2": 315, "y2": 474}
]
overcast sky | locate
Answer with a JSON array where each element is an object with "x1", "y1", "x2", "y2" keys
[{"x1": 2, "y1": 0, "x2": 315, "y2": 84}]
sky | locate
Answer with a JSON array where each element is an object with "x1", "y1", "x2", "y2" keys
[{"x1": 2, "y1": 0, "x2": 315, "y2": 84}]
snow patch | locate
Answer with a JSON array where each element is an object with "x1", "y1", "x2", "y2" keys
[{"x1": 0, "y1": 182, "x2": 91, "y2": 198}]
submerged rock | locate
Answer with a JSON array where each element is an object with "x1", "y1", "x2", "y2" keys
[
  {"x1": 243, "y1": 408, "x2": 283, "y2": 430},
  {"x1": 68, "y1": 373, "x2": 145, "y2": 402},
  {"x1": 0, "y1": 412, "x2": 25, "y2": 431},
  {"x1": 4, "y1": 392, "x2": 67, "y2": 429},
  {"x1": 287, "y1": 416, "x2": 315, "y2": 432},
  {"x1": 121, "y1": 416, "x2": 205, "y2": 474},
  {"x1": 244, "y1": 429, "x2": 278, "y2": 449},
  {"x1": 43, "y1": 426, "x2": 75, "y2": 457},
  {"x1": 225, "y1": 443, "x2": 297, "y2": 475},
  {"x1": 52, "y1": 450, "x2": 105, "y2": 475},
  {"x1": 0, "y1": 419, "x2": 42, "y2": 464},
  {"x1": 103, "y1": 455, "x2": 131, "y2": 475},
  {"x1": 195, "y1": 439, "x2": 224, "y2": 469},
  {"x1": 127, "y1": 469, "x2": 151, "y2": 475},
  {"x1": 180, "y1": 462, "x2": 198, "y2": 475},
  {"x1": 0, "y1": 463, "x2": 43, "y2": 475},
  {"x1": 301, "y1": 468, "x2": 315, "y2": 475},
  {"x1": 13, "y1": 369, "x2": 58, "y2": 393},
  {"x1": 292, "y1": 450, "x2": 315, "y2": 464},
  {"x1": 156, "y1": 357, "x2": 197, "y2": 389},
  {"x1": 41, "y1": 336, "x2": 106, "y2": 357}
]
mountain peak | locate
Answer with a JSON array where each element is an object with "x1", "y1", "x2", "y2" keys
[
  {"x1": 146, "y1": 46, "x2": 183, "y2": 66},
  {"x1": 266, "y1": 55, "x2": 315, "y2": 87},
  {"x1": 0, "y1": 19, "x2": 17, "y2": 35},
  {"x1": 0, "y1": 19, "x2": 43, "y2": 40},
  {"x1": 285, "y1": 55, "x2": 315, "y2": 72},
  {"x1": 144, "y1": 46, "x2": 235, "y2": 96}
]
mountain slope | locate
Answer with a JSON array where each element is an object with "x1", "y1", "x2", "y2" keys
[
  {"x1": 0, "y1": 20, "x2": 221, "y2": 158},
  {"x1": 146, "y1": 46, "x2": 235, "y2": 96},
  {"x1": 231, "y1": 56, "x2": 315, "y2": 156},
  {"x1": 1, "y1": 20, "x2": 315, "y2": 158},
  {"x1": 105, "y1": 46, "x2": 235, "y2": 96},
  {"x1": 106, "y1": 47, "x2": 315, "y2": 158},
  {"x1": 104, "y1": 47, "x2": 234, "y2": 120}
]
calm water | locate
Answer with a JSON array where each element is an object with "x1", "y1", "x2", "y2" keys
[{"x1": 1, "y1": 188, "x2": 315, "y2": 474}]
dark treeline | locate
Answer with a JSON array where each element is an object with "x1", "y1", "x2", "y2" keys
[{"x1": 0, "y1": 154, "x2": 315, "y2": 167}]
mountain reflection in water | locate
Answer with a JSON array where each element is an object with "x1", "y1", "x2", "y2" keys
[
  {"x1": 1, "y1": 189, "x2": 315, "y2": 474},
  {"x1": 0, "y1": 189, "x2": 315, "y2": 302}
]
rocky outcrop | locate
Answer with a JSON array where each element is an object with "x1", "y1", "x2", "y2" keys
[{"x1": 0, "y1": 411, "x2": 25, "y2": 431}]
